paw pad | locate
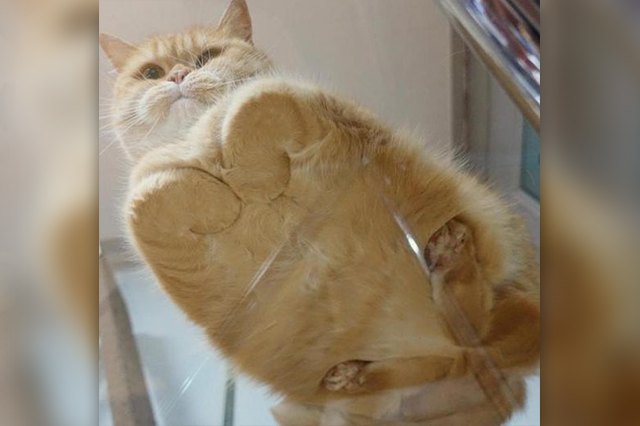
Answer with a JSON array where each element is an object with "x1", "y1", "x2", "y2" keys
[
  {"x1": 425, "y1": 219, "x2": 470, "y2": 273},
  {"x1": 322, "y1": 360, "x2": 369, "y2": 392}
]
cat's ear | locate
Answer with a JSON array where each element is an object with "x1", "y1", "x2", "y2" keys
[
  {"x1": 218, "y1": 0, "x2": 253, "y2": 43},
  {"x1": 99, "y1": 33, "x2": 136, "y2": 72}
]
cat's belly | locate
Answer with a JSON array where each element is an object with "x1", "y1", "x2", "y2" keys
[{"x1": 207, "y1": 285, "x2": 454, "y2": 402}]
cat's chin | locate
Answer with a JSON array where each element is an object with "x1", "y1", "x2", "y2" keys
[
  {"x1": 170, "y1": 96, "x2": 201, "y2": 111},
  {"x1": 165, "y1": 96, "x2": 207, "y2": 124}
]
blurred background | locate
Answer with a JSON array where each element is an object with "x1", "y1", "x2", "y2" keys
[{"x1": 0, "y1": 0, "x2": 96, "y2": 425}]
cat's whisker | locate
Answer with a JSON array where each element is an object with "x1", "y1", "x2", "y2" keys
[
  {"x1": 138, "y1": 115, "x2": 162, "y2": 144},
  {"x1": 99, "y1": 109, "x2": 141, "y2": 127},
  {"x1": 115, "y1": 113, "x2": 148, "y2": 137},
  {"x1": 99, "y1": 107, "x2": 138, "y2": 121},
  {"x1": 98, "y1": 139, "x2": 118, "y2": 157},
  {"x1": 99, "y1": 104, "x2": 159, "y2": 157}
]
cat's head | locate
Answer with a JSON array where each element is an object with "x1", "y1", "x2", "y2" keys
[{"x1": 100, "y1": 0, "x2": 272, "y2": 161}]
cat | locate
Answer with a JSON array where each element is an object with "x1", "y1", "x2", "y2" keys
[{"x1": 101, "y1": 0, "x2": 539, "y2": 423}]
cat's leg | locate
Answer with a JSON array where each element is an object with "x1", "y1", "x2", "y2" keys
[
  {"x1": 125, "y1": 80, "x2": 334, "y2": 327},
  {"x1": 322, "y1": 356, "x2": 458, "y2": 395},
  {"x1": 320, "y1": 218, "x2": 486, "y2": 395},
  {"x1": 427, "y1": 217, "x2": 540, "y2": 375},
  {"x1": 321, "y1": 302, "x2": 538, "y2": 399},
  {"x1": 322, "y1": 218, "x2": 539, "y2": 396},
  {"x1": 126, "y1": 166, "x2": 242, "y2": 324},
  {"x1": 219, "y1": 79, "x2": 329, "y2": 201},
  {"x1": 425, "y1": 218, "x2": 493, "y2": 339},
  {"x1": 321, "y1": 317, "x2": 536, "y2": 421}
]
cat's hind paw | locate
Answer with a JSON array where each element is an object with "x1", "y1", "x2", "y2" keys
[
  {"x1": 322, "y1": 361, "x2": 369, "y2": 392},
  {"x1": 424, "y1": 219, "x2": 470, "y2": 275}
]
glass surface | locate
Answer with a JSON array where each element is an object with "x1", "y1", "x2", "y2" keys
[
  {"x1": 98, "y1": 1, "x2": 541, "y2": 425},
  {"x1": 99, "y1": 263, "x2": 279, "y2": 426}
]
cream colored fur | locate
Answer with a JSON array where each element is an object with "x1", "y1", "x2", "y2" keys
[{"x1": 101, "y1": 1, "x2": 539, "y2": 423}]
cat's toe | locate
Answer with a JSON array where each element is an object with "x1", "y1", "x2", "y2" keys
[
  {"x1": 425, "y1": 219, "x2": 469, "y2": 273},
  {"x1": 322, "y1": 361, "x2": 369, "y2": 392}
]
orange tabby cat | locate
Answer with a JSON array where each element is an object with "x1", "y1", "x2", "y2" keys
[{"x1": 101, "y1": 0, "x2": 539, "y2": 422}]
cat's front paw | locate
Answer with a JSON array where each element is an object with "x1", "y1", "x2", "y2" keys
[
  {"x1": 425, "y1": 219, "x2": 470, "y2": 276},
  {"x1": 322, "y1": 360, "x2": 370, "y2": 393},
  {"x1": 127, "y1": 168, "x2": 241, "y2": 238}
]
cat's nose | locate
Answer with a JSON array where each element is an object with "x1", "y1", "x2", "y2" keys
[{"x1": 168, "y1": 66, "x2": 193, "y2": 84}]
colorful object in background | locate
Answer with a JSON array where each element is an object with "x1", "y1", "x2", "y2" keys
[{"x1": 438, "y1": 0, "x2": 540, "y2": 128}]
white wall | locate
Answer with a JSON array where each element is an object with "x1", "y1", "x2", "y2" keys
[{"x1": 99, "y1": 0, "x2": 453, "y2": 239}]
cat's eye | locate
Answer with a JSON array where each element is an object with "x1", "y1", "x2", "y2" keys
[
  {"x1": 140, "y1": 64, "x2": 165, "y2": 80},
  {"x1": 196, "y1": 48, "x2": 222, "y2": 68}
]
